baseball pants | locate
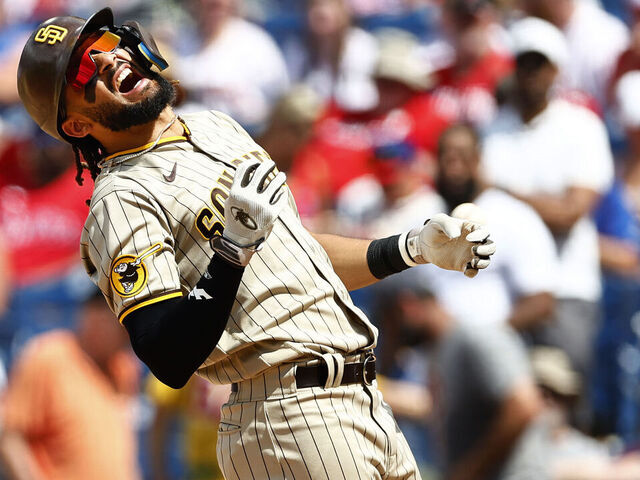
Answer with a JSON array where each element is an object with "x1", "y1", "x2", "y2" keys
[{"x1": 215, "y1": 355, "x2": 421, "y2": 480}]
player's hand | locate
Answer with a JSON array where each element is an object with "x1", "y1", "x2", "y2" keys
[
  {"x1": 211, "y1": 159, "x2": 287, "y2": 267},
  {"x1": 405, "y1": 213, "x2": 496, "y2": 278}
]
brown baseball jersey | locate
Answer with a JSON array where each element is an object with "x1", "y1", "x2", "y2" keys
[{"x1": 80, "y1": 110, "x2": 377, "y2": 385}]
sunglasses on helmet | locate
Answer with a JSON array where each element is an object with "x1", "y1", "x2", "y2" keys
[
  {"x1": 66, "y1": 30, "x2": 121, "y2": 90},
  {"x1": 66, "y1": 24, "x2": 169, "y2": 91}
]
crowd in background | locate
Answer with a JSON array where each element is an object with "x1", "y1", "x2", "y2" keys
[{"x1": 2, "y1": 0, "x2": 640, "y2": 478}]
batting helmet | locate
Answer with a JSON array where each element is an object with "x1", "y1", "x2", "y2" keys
[{"x1": 17, "y1": 7, "x2": 168, "y2": 142}]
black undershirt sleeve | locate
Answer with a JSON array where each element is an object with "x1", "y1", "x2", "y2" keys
[{"x1": 122, "y1": 254, "x2": 243, "y2": 389}]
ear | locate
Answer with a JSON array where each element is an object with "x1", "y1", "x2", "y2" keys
[{"x1": 61, "y1": 115, "x2": 93, "y2": 139}]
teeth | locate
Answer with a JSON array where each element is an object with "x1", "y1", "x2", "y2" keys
[{"x1": 116, "y1": 67, "x2": 132, "y2": 89}]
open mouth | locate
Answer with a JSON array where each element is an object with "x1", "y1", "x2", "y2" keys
[{"x1": 115, "y1": 66, "x2": 144, "y2": 94}]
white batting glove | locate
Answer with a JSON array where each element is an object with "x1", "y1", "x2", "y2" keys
[
  {"x1": 401, "y1": 213, "x2": 496, "y2": 278},
  {"x1": 212, "y1": 159, "x2": 287, "y2": 267}
]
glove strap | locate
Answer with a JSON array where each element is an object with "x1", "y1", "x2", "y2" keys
[
  {"x1": 402, "y1": 227, "x2": 425, "y2": 265},
  {"x1": 211, "y1": 235, "x2": 262, "y2": 268}
]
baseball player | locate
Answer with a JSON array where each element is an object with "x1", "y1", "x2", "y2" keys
[{"x1": 17, "y1": 8, "x2": 496, "y2": 480}]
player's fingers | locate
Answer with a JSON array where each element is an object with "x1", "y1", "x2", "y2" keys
[
  {"x1": 464, "y1": 267, "x2": 479, "y2": 278},
  {"x1": 430, "y1": 213, "x2": 462, "y2": 239},
  {"x1": 235, "y1": 159, "x2": 261, "y2": 187},
  {"x1": 465, "y1": 227, "x2": 490, "y2": 243},
  {"x1": 473, "y1": 240, "x2": 496, "y2": 257},
  {"x1": 470, "y1": 257, "x2": 491, "y2": 270},
  {"x1": 263, "y1": 171, "x2": 287, "y2": 204},
  {"x1": 250, "y1": 159, "x2": 277, "y2": 192}
]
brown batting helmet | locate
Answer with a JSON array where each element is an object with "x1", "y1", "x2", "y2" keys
[{"x1": 17, "y1": 8, "x2": 114, "y2": 142}]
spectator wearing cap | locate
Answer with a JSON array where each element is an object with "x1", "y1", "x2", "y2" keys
[
  {"x1": 521, "y1": 0, "x2": 629, "y2": 110},
  {"x1": 292, "y1": 30, "x2": 454, "y2": 229},
  {"x1": 396, "y1": 287, "x2": 546, "y2": 480},
  {"x1": 428, "y1": 0, "x2": 513, "y2": 127},
  {"x1": 482, "y1": 17, "x2": 614, "y2": 407},
  {"x1": 532, "y1": 347, "x2": 640, "y2": 480},
  {"x1": 590, "y1": 70, "x2": 640, "y2": 442}
]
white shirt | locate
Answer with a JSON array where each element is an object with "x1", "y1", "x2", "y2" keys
[
  {"x1": 177, "y1": 18, "x2": 290, "y2": 131},
  {"x1": 419, "y1": 189, "x2": 559, "y2": 327},
  {"x1": 335, "y1": 176, "x2": 445, "y2": 238},
  {"x1": 285, "y1": 27, "x2": 379, "y2": 112},
  {"x1": 482, "y1": 99, "x2": 614, "y2": 301},
  {"x1": 560, "y1": 1, "x2": 629, "y2": 107}
]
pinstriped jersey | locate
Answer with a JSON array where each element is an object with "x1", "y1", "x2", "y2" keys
[{"x1": 80, "y1": 110, "x2": 377, "y2": 384}]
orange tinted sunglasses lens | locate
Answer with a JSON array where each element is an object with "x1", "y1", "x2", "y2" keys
[{"x1": 70, "y1": 31, "x2": 121, "y2": 89}]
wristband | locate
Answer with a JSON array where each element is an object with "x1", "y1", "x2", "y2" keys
[
  {"x1": 367, "y1": 234, "x2": 412, "y2": 279},
  {"x1": 211, "y1": 234, "x2": 260, "y2": 268}
]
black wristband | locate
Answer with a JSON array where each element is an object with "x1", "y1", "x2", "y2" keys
[{"x1": 367, "y1": 234, "x2": 411, "y2": 279}]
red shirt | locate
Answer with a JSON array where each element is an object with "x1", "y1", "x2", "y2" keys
[
  {"x1": 0, "y1": 167, "x2": 92, "y2": 286},
  {"x1": 290, "y1": 93, "x2": 455, "y2": 212},
  {"x1": 432, "y1": 50, "x2": 513, "y2": 125}
]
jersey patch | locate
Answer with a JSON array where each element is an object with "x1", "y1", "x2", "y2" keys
[{"x1": 110, "y1": 243, "x2": 162, "y2": 297}]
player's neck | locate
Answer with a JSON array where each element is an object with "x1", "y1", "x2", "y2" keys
[{"x1": 98, "y1": 106, "x2": 184, "y2": 156}]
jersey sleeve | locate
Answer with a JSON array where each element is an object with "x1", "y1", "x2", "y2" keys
[{"x1": 81, "y1": 186, "x2": 183, "y2": 322}]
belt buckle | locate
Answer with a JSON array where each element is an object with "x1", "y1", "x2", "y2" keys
[{"x1": 362, "y1": 352, "x2": 375, "y2": 386}]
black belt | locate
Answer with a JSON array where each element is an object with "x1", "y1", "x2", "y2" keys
[{"x1": 231, "y1": 356, "x2": 376, "y2": 393}]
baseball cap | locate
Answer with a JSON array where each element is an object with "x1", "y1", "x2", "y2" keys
[
  {"x1": 615, "y1": 70, "x2": 640, "y2": 129},
  {"x1": 509, "y1": 16, "x2": 569, "y2": 68},
  {"x1": 374, "y1": 29, "x2": 432, "y2": 91},
  {"x1": 531, "y1": 347, "x2": 581, "y2": 397}
]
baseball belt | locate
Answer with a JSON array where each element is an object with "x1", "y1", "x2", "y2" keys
[{"x1": 231, "y1": 355, "x2": 376, "y2": 393}]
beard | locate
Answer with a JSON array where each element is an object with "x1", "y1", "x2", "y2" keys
[
  {"x1": 84, "y1": 71, "x2": 176, "y2": 132},
  {"x1": 436, "y1": 176, "x2": 477, "y2": 213}
]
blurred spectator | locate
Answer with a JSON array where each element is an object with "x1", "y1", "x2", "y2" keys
[
  {"x1": 0, "y1": 290, "x2": 141, "y2": 480},
  {"x1": 521, "y1": 0, "x2": 629, "y2": 110},
  {"x1": 428, "y1": 0, "x2": 513, "y2": 127},
  {"x1": 296, "y1": 30, "x2": 453, "y2": 227},
  {"x1": 0, "y1": 133, "x2": 94, "y2": 367},
  {"x1": 283, "y1": 0, "x2": 379, "y2": 111},
  {"x1": 176, "y1": 0, "x2": 290, "y2": 133},
  {"x1": 347, "y1": 0, "x2": 430, "y2": 17},
  {"x1": 0, "y1": 137, "x2": 91, "y2": 286},
  {"x1": 482, "y1": 17, "x2": 614, "y2": 387},
  {"x1": 398, "y1": 287, "x2": 545, "y2": 480},
  {"x1": 0, "y1": 233, "x2": 10, "y2": 317},
  {"x1": 0, "y1": 4, "x2": 31, "y2": 107},
  {"x1": 148, "y1": 376, "x2": 230, "y2": 480},
  {"x1": 608, "y1": 5, "x2": 640, "y2": 102},
  {"x1": 532, "y1": 347, "x2": 640, "y2": 480},
  {"x1": 419, "y1": 124, "x2": 557, "y2": 331},
  {"x1": 590, "y1": 69, "x2": 640, "y2": 442},
  {"x1": 256, "y1": 85, "x2": 326, "y2": 220}
]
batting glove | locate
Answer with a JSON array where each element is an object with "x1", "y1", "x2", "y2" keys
[
  {"x1": 212, "y1": 159, "x2": 287, "y2": 267},
  {"x1": 401, "y1": 213, "x2": 496, "y2": 278}
]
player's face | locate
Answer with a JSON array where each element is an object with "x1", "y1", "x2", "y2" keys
[{"x1": 63, "y1": 44, "x2": 175, "y2": 133}]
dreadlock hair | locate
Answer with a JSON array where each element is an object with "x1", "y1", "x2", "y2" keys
[
  {"x1": 70, "y1": 135, "x2": 104, "y2": 186},
  {"x1": 69, "y1": 135, "x2": 105, "y2": 206}
]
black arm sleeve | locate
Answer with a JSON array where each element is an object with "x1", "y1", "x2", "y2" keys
[{"x1": 122, "y1": 255, "x2": 243, "y2": 389}]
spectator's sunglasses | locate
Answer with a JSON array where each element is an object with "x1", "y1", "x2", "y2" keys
[{"x1": 66, "y1": 30, "x2": 122, "y2": 90}]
